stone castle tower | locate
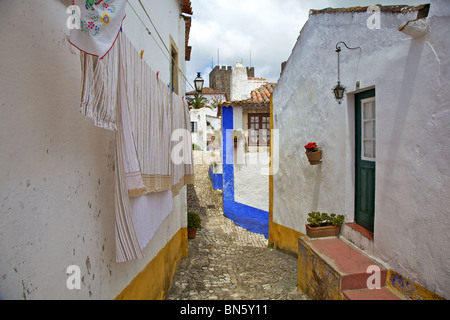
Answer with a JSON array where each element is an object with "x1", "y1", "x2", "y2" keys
[{"x1": 209, "y1": 65, "x2": 255, "y2": 100}]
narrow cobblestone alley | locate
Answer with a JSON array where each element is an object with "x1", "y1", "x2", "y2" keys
[{"x1": 166, "y1": 159, "x2": 309, "y2": 300}]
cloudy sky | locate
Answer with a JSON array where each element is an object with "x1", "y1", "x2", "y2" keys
[{"x1": 185, "y1": 0, "x2": 427, "y2": 91}]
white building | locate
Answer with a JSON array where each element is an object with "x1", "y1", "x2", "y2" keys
[
  {"x1": 230, "y1": 62, "x2": 267, "y2": 102},
  {"x1": 271, "y1": 1, "x2": 449, "y2": 299},
  {"x1": 187, "y1": 88, "x2": 226, "y2": 152},
  {"x1": 0, "y1": 0, "x2": 194, "y2": 300}
]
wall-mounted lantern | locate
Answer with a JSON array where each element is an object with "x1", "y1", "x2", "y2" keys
[
  {"x1": 332, "y1": 42, "x2": 361, "y2": 105},
  {"x1": 194, "y1": 72, "x2": 204, "y2": 93}
]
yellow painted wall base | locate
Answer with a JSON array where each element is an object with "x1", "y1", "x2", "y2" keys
[
  {"x1": 269, "y1": 221, "x2": 304, "y2": 257},
  {"x1": 297, "y1": 236, "x2": 344, "y2": 300},
  {"x1": 115, "y1": 228, "x2": 188, "y2": 300},
  {"x1": 387, "y1": 270, "x2": 445, "y2": 300}
]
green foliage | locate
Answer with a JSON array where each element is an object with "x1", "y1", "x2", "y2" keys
[
  {"x1": 328, "y1": 213, "x2": 345, "y2": 226},
  {"x1": 307, "y1": 212, "x2": 345, "y2": 227},
  {"x1": 188, "y1": 211, "x2": 202, "y2": 231},
  {"x1": 187, "y1": 93, "x2": 211, "y2": 110}
]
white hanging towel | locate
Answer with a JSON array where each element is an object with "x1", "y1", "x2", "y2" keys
[{"x1": 79, "y1": 38, "x2": 119, "y2": 130}]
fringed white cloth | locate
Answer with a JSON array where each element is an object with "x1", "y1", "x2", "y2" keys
[
  {"x1": 69, "y1": 0, "x2": 127, "y2": 59},
  {"x1": 80, "y1": 39, "x2": 119, "y2": 130},
  {"x1": 79, "y1": 32, "x2": 194, "y2": 262},
  {"x1": 119, "y1": 34, "x2": 194, "y2": 199}
]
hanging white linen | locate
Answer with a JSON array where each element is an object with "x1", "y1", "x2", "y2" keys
[
  {"x1": 79, "y1": 38, "x2": 119, "y2": 130},
  {"x1": 171, "y1": 93, "x2": 195, "y2": 196},
  {"x1": 129, "y1": 191, "x2": 173, "y2": 250},
  {"x1": 120, "y1": 33, "x2": 194, "y2": 198},
  {"x1": 78, "y1": 30, "x2": 194, "y2": 262},
  {"x1": 113, "y1": 33, "x2": 194, "y2": 262}
]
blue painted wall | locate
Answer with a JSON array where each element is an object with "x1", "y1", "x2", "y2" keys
[
  {"x1": 221, "y1": 106, "x2": 269, "y2": 238},
  {"x1": 208, "y1": 166, "x2": 223, "y2": 190}
]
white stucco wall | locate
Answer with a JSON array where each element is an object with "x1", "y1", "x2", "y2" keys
[
  {"x1": 190, "y1": 109, "x2": 206, "y2": 150},
  {"x1": 0, "y1": 0, "x2": 188, "y2": 300},
  {"x1": 234, "y1": 153, "x2": 269, "y2": 212},
  {"x1": 206, "y1": 115, "x2": 221, "y2": 134},
  {"x1": 231, "y1": 107, "x2": 269, "y2": 211},
  {"x1": 273, "y1": 2, "x2": 450, "y2": 298}
]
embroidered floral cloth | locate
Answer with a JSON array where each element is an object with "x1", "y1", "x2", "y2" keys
[{"x1": 69, "y1": 0, "x2": 127, "y2": 59}]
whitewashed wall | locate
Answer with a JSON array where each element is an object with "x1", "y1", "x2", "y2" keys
[
  {"x1": 232, "y1": 107, "x2": 269, "y2": 211},
  {"x1": 273, "y1": 2, "x2": 450, "y2": 299},
  {"x1": 230, "y1": 62, "x2": 266, "y2": 101},
  {"x1": 234, "y1": 153, "x2": 269, "y2": 212},
  {"x1": 206, "y1": 115, "x2": 221, "y2": 135},
  {"x1": 0, "y1": 0, "x2": 188, "y2": 299}
]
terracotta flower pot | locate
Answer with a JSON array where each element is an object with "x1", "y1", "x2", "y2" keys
[
  {"x1": 305, "y1": 224, "x2": 341, "y2": 238},
  {"x1": 306, "y1": 150, "x2": 322, "y2": 165},
  {"x1": 188, "y1": 228, "x2": 198, "y2": 239}
]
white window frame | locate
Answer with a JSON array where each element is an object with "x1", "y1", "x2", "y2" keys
[{"x1": 361, "y1": 97, "x2": 376, "y2": 162}]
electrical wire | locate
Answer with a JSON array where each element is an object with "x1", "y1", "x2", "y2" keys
[
  {"x1": 128, "y1": 0, "x2": 196, "y2": 93},
  {"x1": 138, "y1": 0, "x2": 171, "y2": 55},
  {"x1": 128, "y1": 1, "x2": 151, "y2": 36}
]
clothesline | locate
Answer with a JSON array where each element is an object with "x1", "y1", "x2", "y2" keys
[{"x1": 128, "y1": 0, "x2": 197, "y2": 93}]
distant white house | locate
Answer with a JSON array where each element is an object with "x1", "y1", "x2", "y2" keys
[
  {"x1": 230, "y1": 62, "x2": 267, "y2": 101},
  {"x1": 271, "y1": 1, "x2": 449, "y2": 300},
  {"x1": 186, "y1": 88, "x2": 226, "y2": 152}
]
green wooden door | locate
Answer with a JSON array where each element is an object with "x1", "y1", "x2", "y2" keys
[{"x1": 355, "y1": 89, "x2": 376, "y2": 232}]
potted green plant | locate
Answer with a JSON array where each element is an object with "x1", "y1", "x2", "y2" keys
[
  {"x1": 304, "y1": 142, "x2": 322, "y2": 165},
  {"x1": 305, "y1": 212, "x2": 345, "y2": 238},
  {"x1": 187, "y1": 211, "x2": 202, "y2": 239}
]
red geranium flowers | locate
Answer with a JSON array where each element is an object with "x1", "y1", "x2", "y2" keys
[{"x1": 304, "y1": 142, "x2": 319, "y2": 152}]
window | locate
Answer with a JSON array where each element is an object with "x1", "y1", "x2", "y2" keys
[
  {"x1": 248, "y1": 113, "x2": 270, "y2": 146},
  {"x1": 170, "y1": 37, "x2": 179, "y2": 95},
  {"x1": 191, "y1": 122, "x2": 197, "y2": 133},
  {"x1": 361, "y1": 97, "x2": 376, "y2": 161}
]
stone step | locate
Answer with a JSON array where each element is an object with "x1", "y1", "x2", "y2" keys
[
  {"x1": 342, "y1": 287, "x2": 405, "y2": 300},
  {"x1": 306, "y1": 237, "x2": 387, "y2": 290},
  {"x1": 298, "y1": 236, "x2": 409, "y2": 300}
]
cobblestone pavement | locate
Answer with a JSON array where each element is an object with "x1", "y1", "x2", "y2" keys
[{"x1": 167, "y1": 160, "x2": 309, "y2": 300}]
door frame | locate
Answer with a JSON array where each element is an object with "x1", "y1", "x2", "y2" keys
[{"x1": 354, "y1": 89, "x2": 376, "y2": 232}]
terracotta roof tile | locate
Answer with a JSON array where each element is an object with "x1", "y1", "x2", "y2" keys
[
  {"x1": 219, "y1": 82, "x2": 276, "y2": 107},
  {"x1": 184, "y1": 15, "x2": 192, "y2": 61},
  {"x1": 181, "y1": 0, "x2": 193, "y2": 15}
]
